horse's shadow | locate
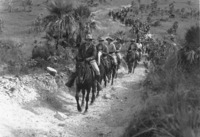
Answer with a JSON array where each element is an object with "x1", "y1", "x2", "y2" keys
[{"x1": 22, "y1": 89, "x2": 80, "y2": 116}]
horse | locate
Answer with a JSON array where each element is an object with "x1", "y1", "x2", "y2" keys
[
  {"x1": 126, "y1": 50, "x2": 139, "y2": 73},
  {"x1": 75, "y1": 60, "x2": 96, "y2": 113},
  {"x1": 106, "y1": 54, "x2": 117, "y2": 85},
  {"x1": 116, "y1": 52, "x2": 121, "y2": 77},
  {"x1": 99, "y1": 57, "x2": 108, "y2": 88}
]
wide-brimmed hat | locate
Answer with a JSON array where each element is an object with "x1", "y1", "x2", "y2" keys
[
  {"x1": 106, "y1": 36, "x2": 113, "y2": 41},
  {"x1": 98, "y1": 37, "x2": 104, "y2": 41},
  {"x1": 130, "y1": 39, "x2": 135, "y2": 42},
  {"x1": 86, "y1": 34, "x2": 93, "y2": 40},
  {"x1": 116, "y1": 37, "x2": 122, "y2": 41}
]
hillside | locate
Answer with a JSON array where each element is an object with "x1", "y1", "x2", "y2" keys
[{"x1": 0, "y1": 0, "x2": 199, "y2": 137}]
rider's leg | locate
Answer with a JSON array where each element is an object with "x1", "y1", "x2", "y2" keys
[
  {"x1": 90, "y1": 60, "x2": 103, "y2": 91},
  {"x1": 116, "y1": 52, "x2": 122, "y2": 60},
  {"x1": 111, "y1": 53, "x2": 118, "y2": 65},
  {"x1": 98, "y1": 51, "x2": 102, "y2": 66},
  {"x1": 90, "y1": 60, "x2": 100, "y2": 75}
]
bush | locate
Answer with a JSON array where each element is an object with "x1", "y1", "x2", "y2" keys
[
  {"x1": 151, "y1": 20, "x2": 161, "y2": 27},
  {"x1": 178, "y1": 25, "x2": 200, "y2": 72},
  {"x1": 125, "y1": 25, "x2": 200, "y2": 137},
  {"x1": 123, "y1": 91, "x2": 200, "y2": 137},
  {"x1": 0, "y1": 39, "x2": 25, "y2": 75}
]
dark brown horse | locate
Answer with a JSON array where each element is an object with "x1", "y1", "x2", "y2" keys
[
  {"x1": 106, "y1": 54, "x2": 117, "y2": 85},
  {"x1": 126, "y1": 50, "x2": 139, "y2": 73},
  {"x1": 75, "y1": 60, "x2": 96, "y2": 113},
  {"x1": 99, "y1": 57, "x2": 108, "y2": 88}
]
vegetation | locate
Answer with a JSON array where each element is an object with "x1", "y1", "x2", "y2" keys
[
  {"x1": 123, "y1": 25, "x2": 200, "y2": 137},
  {"x1": 42, "y1": 0, "x2": 91, "y2": 49},
  {"x1": 26, "y1": 0, "x2": 93, "y2": 70}
]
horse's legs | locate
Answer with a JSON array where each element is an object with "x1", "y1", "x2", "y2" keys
[
  {"x1": 96, "y1": 79, "x2": 100, "y2": 97},
  {"x1": 128, "y1": 63, "x2": 132, "y2": 73},
  {"x1": 133, "y1": 61, "x2": 137, "y2": 73},
  {"x1": 91, "y1": 84, "x2": 96, "y2": 104},
  {"x1": 75, "y1": 88, "x2": 82, "y2": 112},
  {"x1": 81, "y1": 89, "x2": 85, "y2": 107},
  {"x1": 111, "y1": 68, "x2": 115, "y2": 85},
  {"x1": 115, "y1": 66, "x2": 118, "y2": 79},
  {"x1": 85, "y1": 88, "x2": 91, "y2": 113},
  {"x1": 90, "y1": 86, "x2": 96, "y2": 105},
  {"x1": 104, "y1": 74, "x2": 107, "y2": 87},
  {"x1": 107, "y1": 70, "x2": 111, "y2": 83}
]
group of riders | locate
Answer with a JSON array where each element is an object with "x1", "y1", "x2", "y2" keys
[
  {"x1": 63, "y1": 23, "x2": 177, "y2": 113},
  {"x1": 63, "y1": 4, "x2": 179, "y2": 112},
  {"x1": 65, "y1": 33, "x2": 144, "y2": 91}
]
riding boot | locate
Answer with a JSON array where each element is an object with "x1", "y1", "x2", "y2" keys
[
  {"x1": 96, "y1": 75, "x2": 103, "y2": 91},
  {"x1": 65, "y1": 72, "x2": 76, "y2": 88}
]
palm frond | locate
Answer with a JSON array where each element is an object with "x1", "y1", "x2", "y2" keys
[
  {"x1": 75, "y1": 5, "x2": 91, "y2": 20},
  {"x1": 47, "y1": 0, "x2": 74, "y2": 18},
  {"x1": 185, "y1": 25, "x2": 200, "y2": 50}
]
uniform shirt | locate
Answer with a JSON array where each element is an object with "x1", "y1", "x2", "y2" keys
[
  {"x1": 145, "y1": 33, "x2": 152, "y2": 39},
  {"x1": 96, "y1": 43, "x2": 108, "y2": 56},
  {"x1": 108, "y1": 42, "x2": 116, "y2": 53},
  {"x1": 136, "y1": 43, "x2": 142, "y2": 49},
  {"x1": 79, "y1": 42, "x2": 97, "y2": 61},
  {"x1": 128, "y1": 43, "x2": 137, "y2": 51}
]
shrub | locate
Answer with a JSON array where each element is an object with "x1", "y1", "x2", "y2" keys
[
  {"x1": 0, "y1": 39, "x2": 25, "y2": 75},
  {"x1": 178, "y1": 25, "x2": 200, "y2": 72},
  {"x1": 127, "y1": 25, "x2": 200, "y2": 137},
  {"x1": 123, "y1": 91, "x2": 200, "y2": 137}
]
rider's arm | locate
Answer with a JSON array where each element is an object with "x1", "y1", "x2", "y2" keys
[
  {"x1": 91, "y1": 45, "x2": 97, "y2": 60},
  {"x1": 111, "y1": 43, "x2": 116, "y2": 52},
  {"x1": 128, "y1": 44, "x2": 132, "y2": 51}
]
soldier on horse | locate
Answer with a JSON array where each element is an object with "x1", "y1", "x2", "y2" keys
[{"x1": 65, "y1": 34, "x2": 103, "y2": 91}]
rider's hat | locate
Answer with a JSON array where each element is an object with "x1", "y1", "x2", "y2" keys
[
  {"x1": 170, "y1": 34, "x2": 175, "y2": 40},
  {"x1": 86, "y1": 34, "x2": 93, "y2": 40},
  {"x1": 98, "y1": 37, "x2": 104, "y2": 41},
  {"x1": 116, "y1": 37, "x2": 121, "y2": 41},
  {"x1": 130, "y1": 39, "x2": 135, "y2": 42},
  {"x1": 106, "y1": 36, "x2": 113, "y2": 41}
]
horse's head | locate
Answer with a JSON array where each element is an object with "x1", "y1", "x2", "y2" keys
[{"x1": 76, "y1": 61, "x2": 87, "y2": 84}]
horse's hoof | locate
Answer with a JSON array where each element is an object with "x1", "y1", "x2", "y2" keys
[
  {"x1": 83, "y1": 110, "x2": 88, "y2": 114},
  {"x1": 77, "y1": 107, "x2": 82, "y2": 112}
]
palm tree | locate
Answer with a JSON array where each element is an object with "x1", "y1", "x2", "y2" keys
[
  {"x1": 43, "y1": 0, "x2": 76, "y2": 48},
  {"x1": 74, "y1": 5, "x2": 91, "y2": 44}
]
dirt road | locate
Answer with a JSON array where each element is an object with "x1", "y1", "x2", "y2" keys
[
  {"x1": 61, "y1": 67, "x2": 145, "y2": 137},
  {"x1": 0, "y1": 66, "x2": 145, "y2": 137}
]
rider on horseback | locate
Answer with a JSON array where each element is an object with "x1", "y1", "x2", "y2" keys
[
  {"x1": 66, "y1": 34, "x2": 102, "y2": 91},
  {"x1": 136, "y1": 38, "x2": 143, "y2": 61},
  {"x1": 96, "y1": 37, "x2": 108, "y2": 66},
  {"x1": 128, "y1": 39, "x2": 137, "y2": 51},
  {"x1": 127, "y1": 39, "x2": 138, "y2": 62},
  {"x1": 106, "y1": 36, "x2": 118, "y2": 65},
  {"x1": 115, "y1": 37, "x2": 123, "y2": 61}
]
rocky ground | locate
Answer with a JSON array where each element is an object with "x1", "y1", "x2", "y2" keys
[{"x1": 0, "y1": 65, "x2": 146, "y2": 137}]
